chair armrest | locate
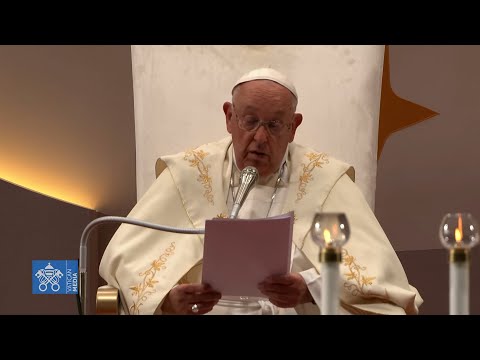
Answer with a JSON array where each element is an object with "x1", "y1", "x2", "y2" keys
[{"x1": 96, "y1": 285, "x2": 120, "y2": 315}]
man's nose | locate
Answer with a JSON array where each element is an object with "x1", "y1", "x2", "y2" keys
[{"x1": 253, "y1": 123, "x2": 269, "y2": 143}]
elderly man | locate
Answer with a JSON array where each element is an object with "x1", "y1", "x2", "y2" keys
[{"x1": 100, "y1": 68, "x2": 423, "y2": 315}]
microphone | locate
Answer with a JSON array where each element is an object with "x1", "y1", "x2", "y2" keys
[{"x1": 229, "y1": 166, "x2": 259, "y2": 219}]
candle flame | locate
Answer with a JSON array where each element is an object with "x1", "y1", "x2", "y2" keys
[
  {"x1": 324, "y1": 229, "x2": 332, "y2": 244},
  {"x1": 455, "y1": 215, "x2": 463, "y2": 243}
]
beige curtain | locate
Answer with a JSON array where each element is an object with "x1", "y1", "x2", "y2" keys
[{"x1": 131, "y1": 45, "x2": 384, "y2": 209}]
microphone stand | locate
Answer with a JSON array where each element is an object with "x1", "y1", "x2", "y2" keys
[{"x1": 78, "y1": 216, "x2": 205, "y2": 315}]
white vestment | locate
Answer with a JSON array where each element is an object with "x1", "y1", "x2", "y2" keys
[{"x1": 100, "y1": 136, "x2": 423, "y2": 315}]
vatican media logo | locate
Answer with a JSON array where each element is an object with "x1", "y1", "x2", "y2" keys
[{"x1": 32, "y1": 260, "x2": 78, "y2": 294}]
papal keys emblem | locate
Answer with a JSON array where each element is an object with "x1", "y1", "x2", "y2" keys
[{"x1": 35, "y1": 262, "x2": 64, "y2": 292}]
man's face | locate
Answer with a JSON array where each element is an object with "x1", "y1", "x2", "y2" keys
[{"x1": 224, "y1": 80, "x2": 302, "y2": 177}]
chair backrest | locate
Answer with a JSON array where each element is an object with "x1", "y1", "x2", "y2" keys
[{"x1": 132, "y1": 45, "x2": 384, "y2": 210}]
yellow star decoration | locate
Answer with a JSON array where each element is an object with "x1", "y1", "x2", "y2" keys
[{"x1": 378, "y1": 45, "x2": 439, "y2": 159}]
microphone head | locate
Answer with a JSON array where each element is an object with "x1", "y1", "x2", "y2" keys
[
  {"x1": 229, "y1": 166, "x2": 258, "y2": 218},
  {"x1": 239, "y1": 166, "x2": 259, "y2": 187}
]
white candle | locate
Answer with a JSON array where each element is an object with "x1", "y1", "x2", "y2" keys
[
  {"x1": 321, "y1": 261, "x2": 340, "y2": 315},
  {"x1": 450, "y1": 261, "x2": 469, "y2": 315}
]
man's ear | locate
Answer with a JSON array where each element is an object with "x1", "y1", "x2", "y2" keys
[
  {"x1": 223, "y1": 102, "x2": 233, "y2": 134},
  {"x1": 289, "y1": 113, "x2": 303, "y2": 142}
]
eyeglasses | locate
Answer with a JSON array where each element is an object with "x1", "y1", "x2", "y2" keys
[{"x1": 232, "y1": 103, "x2": 293, "y2": 137}]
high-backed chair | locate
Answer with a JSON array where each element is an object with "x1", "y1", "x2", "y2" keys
[{"x1": 96, "y1": 45, "x2": 385, "y2": 314}]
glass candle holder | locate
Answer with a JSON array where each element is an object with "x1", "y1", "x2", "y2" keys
[{"x1": 311, "y1": 212, "x2": 350, "y2": 315}]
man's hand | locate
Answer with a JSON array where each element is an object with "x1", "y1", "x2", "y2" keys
[
  {"x1": 161, "y1": 284, "x2": 222, "y2": 315},
  {"x1": 258, "y1": 273, "x2": 313, "y2": 308}
]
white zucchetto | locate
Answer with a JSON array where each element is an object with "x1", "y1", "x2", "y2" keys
[{"x1": 232, "y1": 67, "x2": 298, "y2": 99}]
